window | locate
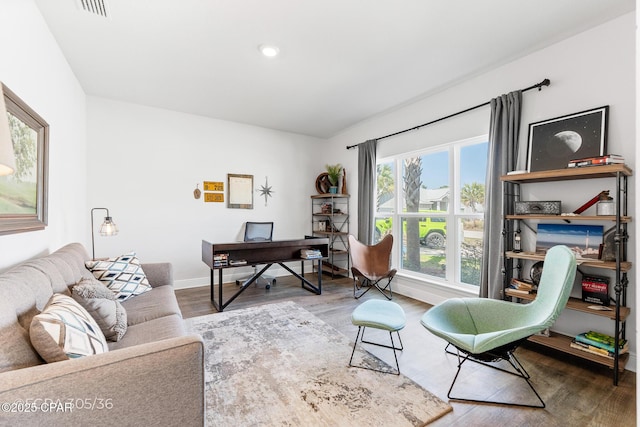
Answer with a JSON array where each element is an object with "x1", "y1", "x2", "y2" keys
[{"x1": 374, "y1": 136, "x2": 487, "y2": 288}]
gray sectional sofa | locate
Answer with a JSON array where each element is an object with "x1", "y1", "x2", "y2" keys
[{"x1": 0, "y1": 243, "x2": 204, "y2": 426}]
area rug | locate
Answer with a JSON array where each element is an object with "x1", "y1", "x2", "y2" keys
[{"x1": 185, "y1": 301, "x2": 452, "y2": 426}]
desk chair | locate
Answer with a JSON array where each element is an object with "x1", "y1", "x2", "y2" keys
[
  {"x1": 236, "y1": 222, "x2": 276, "y2": 289},
  {"x1": 420, "y1": 245, "x2": 576, "y2": 408}
]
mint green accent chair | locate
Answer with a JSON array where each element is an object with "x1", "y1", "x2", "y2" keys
[
  {"x1": 349, "y1": 299, "x2": 406, "y2": 375},
  {"x1": 421, "y1": 245, "x2": 576, "y2": 408}
]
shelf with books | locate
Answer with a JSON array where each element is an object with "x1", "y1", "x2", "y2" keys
[
  {"x1": 504, "y1": 288, "x2": 630, "y2": 321},
  {"x1": 501, "y1": 163, "x2": 631, "y2": 386},
  {"x1": 313, "y1": 230, "x2": 349, "y2": 236},
  {"x1": 311, "y1": 194, "x2": 350, "y2": 278},
  {"x1": 500, "y1": 163, "x2": 632, "y2": 183},
  {"x1": 505, "y1": 251, "x2": 632, "y2": 272},
  {"x1": 527, "y1": 332, "x2": 628, "y2": 371},
  {"x1": 505, "y1": 214, "x2": 631, "y2": 222}
]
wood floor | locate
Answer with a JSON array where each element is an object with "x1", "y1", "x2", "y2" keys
[{"x1": 176, "y1": 274, "x2": 636, "y2": 426}]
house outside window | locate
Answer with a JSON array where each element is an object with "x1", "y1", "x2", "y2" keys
[{"x1": 374, "y1": 136, "x2": 488, "y2": 289}]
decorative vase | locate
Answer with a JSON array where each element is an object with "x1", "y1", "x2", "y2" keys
[{"x1": 329, "y1": 186, "x2": 338, "y2": 194}]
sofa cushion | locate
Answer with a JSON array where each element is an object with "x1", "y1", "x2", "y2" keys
[
  {"x1": 30, "y1": 294, "x2": 109, "y2": 363},
  {"x1": 85, "y1": 253, "x2": 152, "y2": 301},
  {"x1": 70, "y1": 278, "x2": 127, "y2": 342},
  {"x1": 107, "y1": 313, "x2": 186, "y2": 351},
  {"x1": 121, "y1": 284, "x2": 182, "y2": 325}
]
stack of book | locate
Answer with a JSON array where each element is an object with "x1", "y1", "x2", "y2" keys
[
  {"x1": 567, "y1": 154, "x2": 625, "y2": 168},
  {"x1": 213, "y1": 253, "x2": 229, "y2": 267},
  {"x1": 508, "y1": 278, "x2": 535, "y2": 295},
  {"x1": 300, "y1": 249, "x2": 323, "y2": 259},
  {"x1": 570, "y1": 331, "x2": 628, "y2": 359}
]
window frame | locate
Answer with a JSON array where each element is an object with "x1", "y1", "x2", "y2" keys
[{"x1": 375, "y1": 135, "x2": 487, "y2": 290}]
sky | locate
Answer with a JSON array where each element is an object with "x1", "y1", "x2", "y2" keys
[{"x1": 419, "y1": 142, "x2": 488, "y2": 189}]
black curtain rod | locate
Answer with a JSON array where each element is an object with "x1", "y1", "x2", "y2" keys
[{"x1": 346, "y1": 78, "x2": 550, "y2": 150}]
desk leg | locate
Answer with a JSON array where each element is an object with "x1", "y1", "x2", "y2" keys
[
  {"x1": 278, "y1": 262, "x2": 321, "y2": 295},
  {"x1": 210, "y1": 268, "x2": 223, "y2": 312},
  {"x1": 218, "y1": 269, "x2": 223, "y2": 310}
]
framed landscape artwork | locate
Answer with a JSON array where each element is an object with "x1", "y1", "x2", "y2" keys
[
  {"x1": 526, "y1": 106, "x2": 608, "y2": 172},
  {"x1": 0, "y1": 83, "x2": 49, "y2": 235},
  {"x1": 536, "y1": 223, "x2": 603, "y2": 259}
]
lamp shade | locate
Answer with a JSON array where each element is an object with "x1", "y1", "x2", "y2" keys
[
  {"x1": 91, "y1": 207, "x2": 118, "y2": 259},
  {"x1": 0, "y1": 83, "x2": 16, "y2": 176},
  {"x1": 99, "y1": 216, "x2": 118, "y2": 236}
]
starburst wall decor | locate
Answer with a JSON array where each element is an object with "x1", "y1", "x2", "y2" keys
[{"x1": 257, "y1": 176, "x2": 274, "y2": 206}]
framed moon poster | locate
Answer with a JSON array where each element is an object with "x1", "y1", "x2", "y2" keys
[{"x1": 526, "y1": 106, "x2": 608, "y2": 172}]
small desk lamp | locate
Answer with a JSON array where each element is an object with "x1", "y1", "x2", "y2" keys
[
  {"x1": 91, "y1": 207, "x2": 118, "y2": 260},
  {"x1": 0, "y1": 83, "x2": 16, "y2": 176}
]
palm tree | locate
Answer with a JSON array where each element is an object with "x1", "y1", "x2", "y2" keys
[
  {"x1": 403, "y1": 156, "x2": 422, "y2": 270},
  {"x1": 460, "y1": 182, "x2": 485, "y2": 213},
  {"x1": 376, "y1": 164, "x2": 394, "y2": 210}
]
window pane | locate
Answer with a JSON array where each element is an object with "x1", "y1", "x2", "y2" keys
[
  {"x1": 400, "y1": 217, "x2": 446, "y2": 278},
  {"x1": 459, "y1": 218, "x2": 484, "y2": 286},
  {"x1": 373, "y1": 216, "x2": 392, "y2": 245},
  {"x1": 402, "y1": 152, "x2": 448, "y2": 213},
  {"x1": 376, "y1": 162, "x2": 395, "y2": 213},
  {"x1": 459, "y1": 143, "x2": 487, "y2": 213}
]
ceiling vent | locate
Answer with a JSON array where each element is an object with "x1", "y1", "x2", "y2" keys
[{"x1": 77, "y1": 0, "x2": 110, "y2": 19}]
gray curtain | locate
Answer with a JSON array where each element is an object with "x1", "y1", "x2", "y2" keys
[
  {"x1": 357, "y1": 139, "x2": 377, "y2": 244},
  {"x1": 480, "y1": 91, "x2": 522, "y2": 299}
]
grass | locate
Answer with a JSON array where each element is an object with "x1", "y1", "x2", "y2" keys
[{"x1": 0, "y1": 179, "x2": 36, "y2": 213}]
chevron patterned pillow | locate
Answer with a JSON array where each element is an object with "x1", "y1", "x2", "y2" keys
[
  {"x1": 85, "y1": 252, "x2": 152, "y2": 301},
  {"x1": 30, "y1": 293, "x2": 109, "y2": 363}
]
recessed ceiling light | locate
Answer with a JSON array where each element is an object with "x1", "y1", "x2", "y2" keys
[{"x1": 259, "y1": 44, "x2": 280, "y2": 58}]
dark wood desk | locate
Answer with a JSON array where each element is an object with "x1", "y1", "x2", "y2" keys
[{"x1": 201, "y1": 238, "x2": 329, "y2": 312}]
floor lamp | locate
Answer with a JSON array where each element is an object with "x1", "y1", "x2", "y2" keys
[{"x1": 91, "y1": 208, "x2": 118, "y2": 260}]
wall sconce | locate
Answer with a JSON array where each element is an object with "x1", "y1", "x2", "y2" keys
[
  {"x1": 0, "y1": 83, "x2": 16, "y2": 176},
  {"x1": 91, "y1": 207, "x2": 118, "y2": 260}
]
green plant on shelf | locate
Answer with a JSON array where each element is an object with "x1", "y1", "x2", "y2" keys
[{"x1": 325, "y1": 164, "x2": 343, "y2": 186}]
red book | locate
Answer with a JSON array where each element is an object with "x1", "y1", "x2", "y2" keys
[{"x1": 581, "y1": 275, "x2": 610, "y2": 305}]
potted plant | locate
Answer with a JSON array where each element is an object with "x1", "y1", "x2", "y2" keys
[{"x1": 325, "y1": 164, "x2": 342, "y2": 193}]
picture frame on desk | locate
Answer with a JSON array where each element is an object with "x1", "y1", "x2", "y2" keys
[{"x1": 526, "y1": 106, "x2": 608, "y2": 172}]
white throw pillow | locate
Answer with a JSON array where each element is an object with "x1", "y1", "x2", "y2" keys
[
  {"x1": 30, "y1": 293, "x2": 109, "y2": 363},
  {"x1": 85, "y1": 252, "x2": 152, "y2": 301}
]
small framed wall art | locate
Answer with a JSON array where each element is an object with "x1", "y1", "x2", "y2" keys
[{"x1": 526, "y1": 106, "x2": 608, "y2": 172}]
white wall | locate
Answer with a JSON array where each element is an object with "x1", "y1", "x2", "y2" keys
[
  {"x1": 86, "y1": 98, "x2": 325, "y2": 287},
  {"x1": 326, "y1": 13, "x2": 636, "y2": 369},
  {"x1": 0, "y1": 0, "x2": 88, "y2": 270}
]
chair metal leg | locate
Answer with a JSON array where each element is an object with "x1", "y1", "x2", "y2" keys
[
  {"x1": 353, "y1": 278, "x2": 372, "y2": 299},
  {"x1": 353, "y1": 277, "x2": 393, "y2": 300},
  {"x1": 349, "y1": 326, "x2": 402, "y2": 375},
  {"x1": 444, "y1": 345, "x2": 545, "y2": 408},
  {"x1": 373, "y1": 277, "x2": 393, "y2": 300}
]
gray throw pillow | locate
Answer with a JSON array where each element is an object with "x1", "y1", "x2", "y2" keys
[{"x1": 71, "y1": 278, "x2": 127, "y2": 342}]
